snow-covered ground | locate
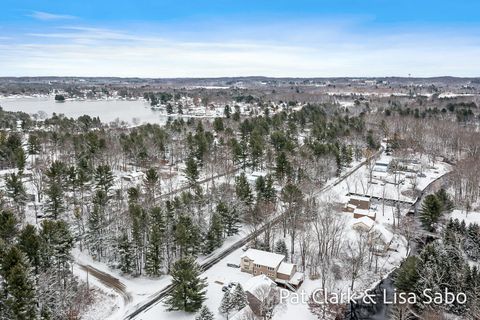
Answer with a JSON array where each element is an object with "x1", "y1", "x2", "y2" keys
[
  {"x1": 135, "y1": 248, "x2": 252, "y2": 320},
  {"x1": 447, "y1": 209, "x2": 480, "y2": 225},
  {"x1": 70, "y1": 226, "x2": 250, "y2": 320}
]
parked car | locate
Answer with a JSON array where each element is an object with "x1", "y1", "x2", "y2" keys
[{"x1": 227, "y1": 263, "x2": 240, "y2": 268}]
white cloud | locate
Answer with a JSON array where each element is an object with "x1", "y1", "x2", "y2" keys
[
  {"x1": 2, "y1": 24, "x2": 480, "y2": 77},
  {"x1": 29, "y1": 11, "x2": 77, "y2": 21}
]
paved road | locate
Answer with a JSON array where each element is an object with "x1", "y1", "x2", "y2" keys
[
  {"x1": 123, "y1": 148, "x2": 384, "y2": 320},
  {"x1": 80, "y1": 264, "x2": 133, "y2": 304},
  {"x1": 157, "y1": 166, "x2": 240, "y2": 200}
]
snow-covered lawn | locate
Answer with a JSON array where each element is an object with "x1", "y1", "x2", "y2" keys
[
  {"x1": 448, "y1": 209, "x2": 480, "y2": 225},
  {"x1": 132, "y1": 247, "x2": 252, "y2": 320},
  {"x1": 72, "y1": 248, "x2": 173, "y2": 319}
]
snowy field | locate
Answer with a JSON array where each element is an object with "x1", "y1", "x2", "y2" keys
[{"x1": 447, "y1": 209, "x2": 480, "y2": 226}]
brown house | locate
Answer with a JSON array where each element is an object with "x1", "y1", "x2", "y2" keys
[
  {"x1": 344, "y1": 195, "x2": 376, "y2": 221},
  {"x1": 345, "y1": 195, "x2": 371, "y2": 211},
  {"x1": 240, "y1": 249, "x2": 304, "y2": 289}
]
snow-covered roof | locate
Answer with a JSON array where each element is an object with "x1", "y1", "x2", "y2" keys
[
  {"x1": 244, "y1": 275, "x2": 276, "y2": 300},
  {"x1": 352, "y1": 216, "x2": 375, "y2": 229},
  {"x1": 290, "y1": 272, "x2": 305, "y2": 286},
  {"x1": 241, "y1": 249, "x2": 285, "y2": 269},
  {"x1": 349, "y1": 195, "x2": 370, "y2": 202},
  {"x1": 130, "y1": 171, "x2": 145, "y2": 178},
  {"x1": 353, "y1": 208, "x2": 375, "y2": 218},
  {"x1": 372, "y1": 224, "x2": 394, "y2": 244},
  {"x1": 373, "y1": 165, "x2": 388, "y2": 172},
  {"x1": 277, "y1": 262, "x2": 295, "y2": 276},
  {"x1": 375, "y1": 160, "x2": 390, "y2": 166},
  {"x1": 250, "y1": 171, "x2": 267, "y2": 177}
]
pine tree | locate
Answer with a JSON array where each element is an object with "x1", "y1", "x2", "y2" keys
[
  {"x1": 145, "y1": 207, "x2": 165, "y2": 277},
  {"x1": 118, "y1": 233, "x2": 134, "y2": 274},
  {"x1": 230, "y1": 284, "x2": 247, "y2": 311},
  {"x1": 219, "y1": 289, "x2": 235, "y2": 319},
  {"x1": 175, "y1": 215, "x2": 200, "y2": 257},
  {"x1": 195, "y1": 305, "x2": 214, "y2": 320},
  {"x1": 87, "y1": 199, "x2": 106, "y2": 261},
  {"x1": 144, "y1": 168, "x2": 160, "y2": 204},
  {"x1": 94, "y1": 164, "x2": 114, "y2": 194},
  {"x1": 127, "y1": 186, "x2": 140, "y2": 204},
  {"x1": 235, "y1": 173, "x2": 253, "y2": 205},
  {"x1": 394, "y1": 256, "x2": 420, "y2": 293},
  {"x1": 14, "y1": 148, "x2": 26, "y2": 172},
  {"x1": 263, "y1": 175, "x2": 276, "y2": 202},
  {"x1": 44, "y1": 181, "x2": 64, "y2": 220},
  {"x1": 27, "y1": 134, "x2": 40, "y2": 155},
  {"x1": 217, "y1": 202, "x2": 240, "y2": 237},
  {"x1": 255, "y1": 176, "x2": 266, "y2": 199},
  {"x1": 213, "y1": 118, "x2": 224, "y2": 133},
  {"x1": 5, "y1": 263, "x2": 37, "y2": 320},
  {"x1": 129, "y1": 204, "x2": 146, "y2": 275},
  {"x1": 17, "y1": 225, "x2": 41, "y2": 274},
  {"x1": 38, "y1": 220, "x2": 74, "y2": 273},
  {"x1": 275, "y1": 151, "x2": 291, "y2": 181},
  {"x1": 224, "y1": 105, "x2": 231, "y2": 118},
  {"x1": 5, "y1": 173, "x2": 27, "y2": 213},
  {"x1": 1, "y1": 246, "x2": 37, "y2": 320},
  {"x1": 44, "y1": 161, "x2": 67, "y2": 220},
  {"x1": 165, "y1": 257, "x2": 207, "y2": 312},
  {"x1": 274, "y1": 239, "x2": 288, "y2": 259},
  {"x1": 464, "y1": 223, "x2": 480, "y2": 261},
  {"x1": 420, "y1": 194, "x2": 442, "y2": 232},
  {"x1": 0, "y1": 210, "x2": 18, "y2": 245},
  {"x1": 204, "y1": 213, "x2": 224, "y2": 254},
  {"x1": 249, "y1": 129, "x2": 264, "y2": 169},
  {"x1": 435, "y1": 188, "x2": 453, "y2": 212},
  {"x1": 341, "y1": 145, "x2": 353, "y2": 168},
  {"x1": 229, "y1": 138, "x2": 243, "y2": 165},
  {"x1": 184, "y1": 156, "x2": 199, "y2": 186}
]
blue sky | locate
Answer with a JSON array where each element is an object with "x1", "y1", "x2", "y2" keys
[{"x1": 1, "y1": 0, "x2": 479, "y2": 77}]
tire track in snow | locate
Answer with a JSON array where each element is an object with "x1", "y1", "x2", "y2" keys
[{"x1": 80, "y1": 264, "x2": 133, "y2": 305}]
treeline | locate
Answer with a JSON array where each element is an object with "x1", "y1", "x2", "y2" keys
[
  {"x1": 0, "y1": 210, "x2": 86, "y2": 320},
  {"x1": 394, "y1": 223, "x2": 480, "y2": 318},
  {"x1": 445, "y1": 218, "x2": 480, "y2": 262}
]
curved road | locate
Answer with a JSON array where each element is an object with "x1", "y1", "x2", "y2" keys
[{"x1": 80, "y1": 264, "x2": 133, "y2": 304}]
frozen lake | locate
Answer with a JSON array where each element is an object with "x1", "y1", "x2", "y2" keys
[{"x1": 0, "y1": 96, "x2": 168, "y2": 125}]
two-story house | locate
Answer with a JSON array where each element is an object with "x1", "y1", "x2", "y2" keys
[{"x1": 240, "y1": 248, "x2": 304, "y2": 290}]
